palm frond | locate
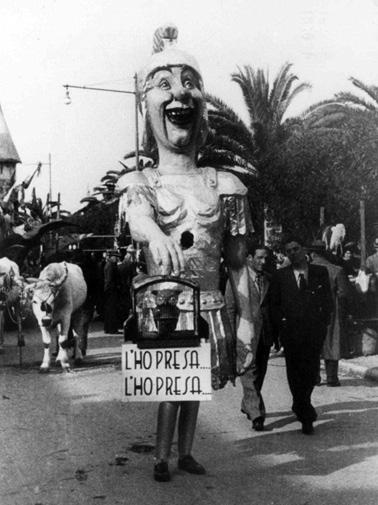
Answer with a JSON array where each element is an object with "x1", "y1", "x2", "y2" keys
[
  {"x1": 269, "y1": 62, "x2": 293, "y2": 112},
  {"x1": 350, "y1": 77, "x2": 378, "y2": 105},
  {"x1": 205, "y1": 93, "x2": 246, "y2": 126},
  {"x1": 277, "y1": 82, "x2": 311, "y2": 123},
  {"x1": 333, "y1": 91, "x2": 377, "y2": 111},
  {"x1": 198, "y1": 149, "x2": 256, "y2": 173},
  {"x1": 208, "y1": 112, "x2": 254, "y2": 151},
  {"x1": 206, "y1": 133, "x2": 255, "y2": 163}
]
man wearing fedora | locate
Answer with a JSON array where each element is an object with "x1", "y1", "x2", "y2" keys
[
  {"x1": 270, "y1": 236, "x2": 333, "y2": 434},
  {"x1": 309, "y1": 240, "x2": 353, "y2": 386}
]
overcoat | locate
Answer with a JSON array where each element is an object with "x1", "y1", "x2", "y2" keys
[
  {"x1": 270, "y1": 263, "x2": 333, "y2": 351},
  {"x1": 312, "y1": 256, "x2": 353, "y2": 360}
]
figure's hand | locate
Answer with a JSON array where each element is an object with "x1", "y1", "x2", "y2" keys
[
  {"x1": 234, "y1": 317, "x2": 255, "y2": 374},
  {"x1": 149, "y1": 233, "x2": 185, "y2": 276},
  {"x1": 236, "y1": 339, "x2": 253, "y2": 375}
]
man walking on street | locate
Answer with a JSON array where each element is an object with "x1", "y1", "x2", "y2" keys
[
  {"x1": 310, "y1": 241, "x2": 354, "y2": 386},
  {"x1": 226, "y1": 244, "x2": 274, "y2": 431},
  {"x1": 270, "y1": 237, "x2": 333, "y2": 435}
]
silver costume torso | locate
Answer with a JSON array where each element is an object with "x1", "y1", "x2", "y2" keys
[{"x1": 119, "y1": 166, "x2": 251, "y2": 291}]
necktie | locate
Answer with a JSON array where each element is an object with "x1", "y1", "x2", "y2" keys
[
  {"x1": 298, "y1": 273, "x2": 307, "y2": 292},
  {"x1": 256, "y1": 273, "x2": 264, "y2": 294}
]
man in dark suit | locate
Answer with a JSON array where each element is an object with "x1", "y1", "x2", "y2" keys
[
  {"x1": 226, "y1": 244, "x2": 274, "y2": 431},
  {"x1": 270, "y1": 237, "x2": 333, "y2": 434}
]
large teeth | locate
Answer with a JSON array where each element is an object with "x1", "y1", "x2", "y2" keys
[{"x1": 165, "y1": 107, "x2": 194, "y2": 125}]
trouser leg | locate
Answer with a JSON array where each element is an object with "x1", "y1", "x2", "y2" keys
[
  {"x1": 254, "y1": 342, "x2": 271, "y2": 418},
  {"x1": 241, "y1": 340, "x2": 271, "y2": 421},
  {"x1": 284, "y1": 345, "x2": 319, "y2": 423},
  {"x1": 240, "y1": 368, "x2": 261, "y2": 421},
  {"x1": 155, "y1": 402, "x2": 179, "y2": 462},
  {"x1": 325, "y1": 359, "x2": 340, "y2": 385},
  {"x1": 177, "y1": 401, "x2": 200, "y2": 458}
]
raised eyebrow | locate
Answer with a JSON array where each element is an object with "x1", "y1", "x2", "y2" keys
[{"x1": 148, "y1": 66, "x2": 174, "y2": 80}]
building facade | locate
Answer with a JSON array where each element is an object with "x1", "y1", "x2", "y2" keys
[{"x1": 0, "y1": 104, "x2": 21, "y2": 199}]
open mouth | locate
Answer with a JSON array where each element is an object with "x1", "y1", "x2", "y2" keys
[{"x1": 165, "y1": 107, "x2": 195, "y2": 126}]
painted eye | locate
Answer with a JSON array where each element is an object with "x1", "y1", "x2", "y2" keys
[
  {"x1": 159, "y1": 79, "x2": 171, "y2": 90},
  {"x1": 183, "y1": 78, "x2": 194, "y2": 89}
]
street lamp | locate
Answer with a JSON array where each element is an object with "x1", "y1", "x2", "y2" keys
[{"x1": 62, "y1": 74, "x2": 140, "y2": 169}]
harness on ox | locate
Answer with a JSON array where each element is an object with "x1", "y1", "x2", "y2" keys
[
  {"x1": 31, "y1": 261, "x2": 87, "y2": 372},
  {"x1": 35, "y1": 261, "x2": 69, "y2": 327}
]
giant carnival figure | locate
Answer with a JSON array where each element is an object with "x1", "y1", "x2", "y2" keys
[{"x1": 117, "y1": 24, "x2": 255, "y2": 482}]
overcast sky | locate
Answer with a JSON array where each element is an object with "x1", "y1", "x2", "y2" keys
[{"x1": 1, "y1": 0, "x2": 377, "y2": 211}]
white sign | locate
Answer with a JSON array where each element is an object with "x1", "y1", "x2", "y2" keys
[{"x1": 121, "y1": 343, "x2": 212, "y2": 402}]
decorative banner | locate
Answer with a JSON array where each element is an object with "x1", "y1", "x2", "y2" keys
[{"x1": 121, "y1": 343, "x2": 212, "y2": 402}]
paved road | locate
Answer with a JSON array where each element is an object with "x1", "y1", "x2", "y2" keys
[{"x1": 1, "y1": 323, "x2": 378, "y2": 505}]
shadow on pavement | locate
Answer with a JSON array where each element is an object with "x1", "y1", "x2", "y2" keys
[
  {"x1": 236, "y1": 399, "x2": 378, "y2": 477},
  {"x1": 2, "y1": 323, "x2": 378, "y2": 505}
]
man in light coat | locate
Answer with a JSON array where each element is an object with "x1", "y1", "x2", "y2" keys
[
  {"x1": 309, "y1": 241, "x2": 354, "y2": 386},
  {"x1": 225, "y1": 244, "x2": 274, "y2": 431}
]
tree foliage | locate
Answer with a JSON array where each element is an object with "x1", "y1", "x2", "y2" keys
[{"x1": 258, "y1": 110, "x2": 378, "y2": 244}]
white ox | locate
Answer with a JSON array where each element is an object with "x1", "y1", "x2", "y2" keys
[
  {"x1": 0, "y1": 257, "x2": 24, "y2": 351},
  {"x1": 28, "y1": 262, "x2": 88, "y2": 372}
]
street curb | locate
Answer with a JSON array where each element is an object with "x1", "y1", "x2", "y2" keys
[{"x1": 339, "y1": 359, "x2": 378, "y2": 382}]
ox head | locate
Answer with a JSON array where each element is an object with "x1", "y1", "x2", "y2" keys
[{"x1": 28, "y1": 263, "x2": 69, "y2": 327}]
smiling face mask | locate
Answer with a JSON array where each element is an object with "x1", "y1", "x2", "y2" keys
[{"x1": 139, "y1": 25, "x2": 208, "y2": 157}]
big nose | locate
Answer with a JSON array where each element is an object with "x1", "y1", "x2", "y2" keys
[
  {"x1": 172, "y1": 83, "x2": 191, "y2": 102},
  {"x1": 41, "y1": 301, "x2": 52, "y2": 313}
]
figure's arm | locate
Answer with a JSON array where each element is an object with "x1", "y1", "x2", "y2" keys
[
  {"x1": 129, "y1": 212, "x2": 184, "y2": 275},
  {"x1": 218, "y1": 172, "x2": 255, "y2": 373},
  {"x1": 224, "y1": 279, "x2": 237, "y2": 334},
  {"x1": 119, "y1": 185, "x2": 185, "y2": 276},
  {"x1": 224, "y1": 235, "x2": 255, "y2": 375}
]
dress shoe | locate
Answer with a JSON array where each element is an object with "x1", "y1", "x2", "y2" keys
[
  {"x1": 241, "y1": 408, "x2": 251, "y2": 420},
  {"x1": 252, "y1": 417, "x2": 265, "y2": 431},
  {"x1": 178, "y1": 455, "x2": 206, "y2": 475},
  {"x1": 301, "y1": 421, "x2": 314, "y2": 435},
  {"x1": 154, "y1": 461, "x2": 170, "y2": 482}
]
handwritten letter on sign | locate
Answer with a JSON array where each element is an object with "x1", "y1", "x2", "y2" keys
[{"x1": 121, "y1": 343, "x2": 212, "y2": 402}]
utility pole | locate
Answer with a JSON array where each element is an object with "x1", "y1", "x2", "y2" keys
[
  {"x1": 48, "y1": 153, "x2": 52, "y2": 199},
  {"x1": 319, "y1": 206, "x2": 325, "y2": 228},
  {"x1": 134, "y1": 74, "x2": 140, "y2": 170},
  {"x1": 360, "y1": 198, "x2": 366, "y2": 269}
]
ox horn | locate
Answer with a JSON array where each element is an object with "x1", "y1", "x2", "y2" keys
[{"x1": 51, "y1": 262, "x2": 69, "y2": 288}]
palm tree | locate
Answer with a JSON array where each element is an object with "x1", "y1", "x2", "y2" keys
[
  {"x1": 198, "y1": 63, "x2": 311, "y2": 238},
  {"x1": 303, "y1": 77, "x2": 378, "y2": 128},
  {"x1": 199, "y1": 93, "x2": 256, "y2": 174},
  {"x1": 199, "y1": 62, "x2": 310, "y2": 172}
]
